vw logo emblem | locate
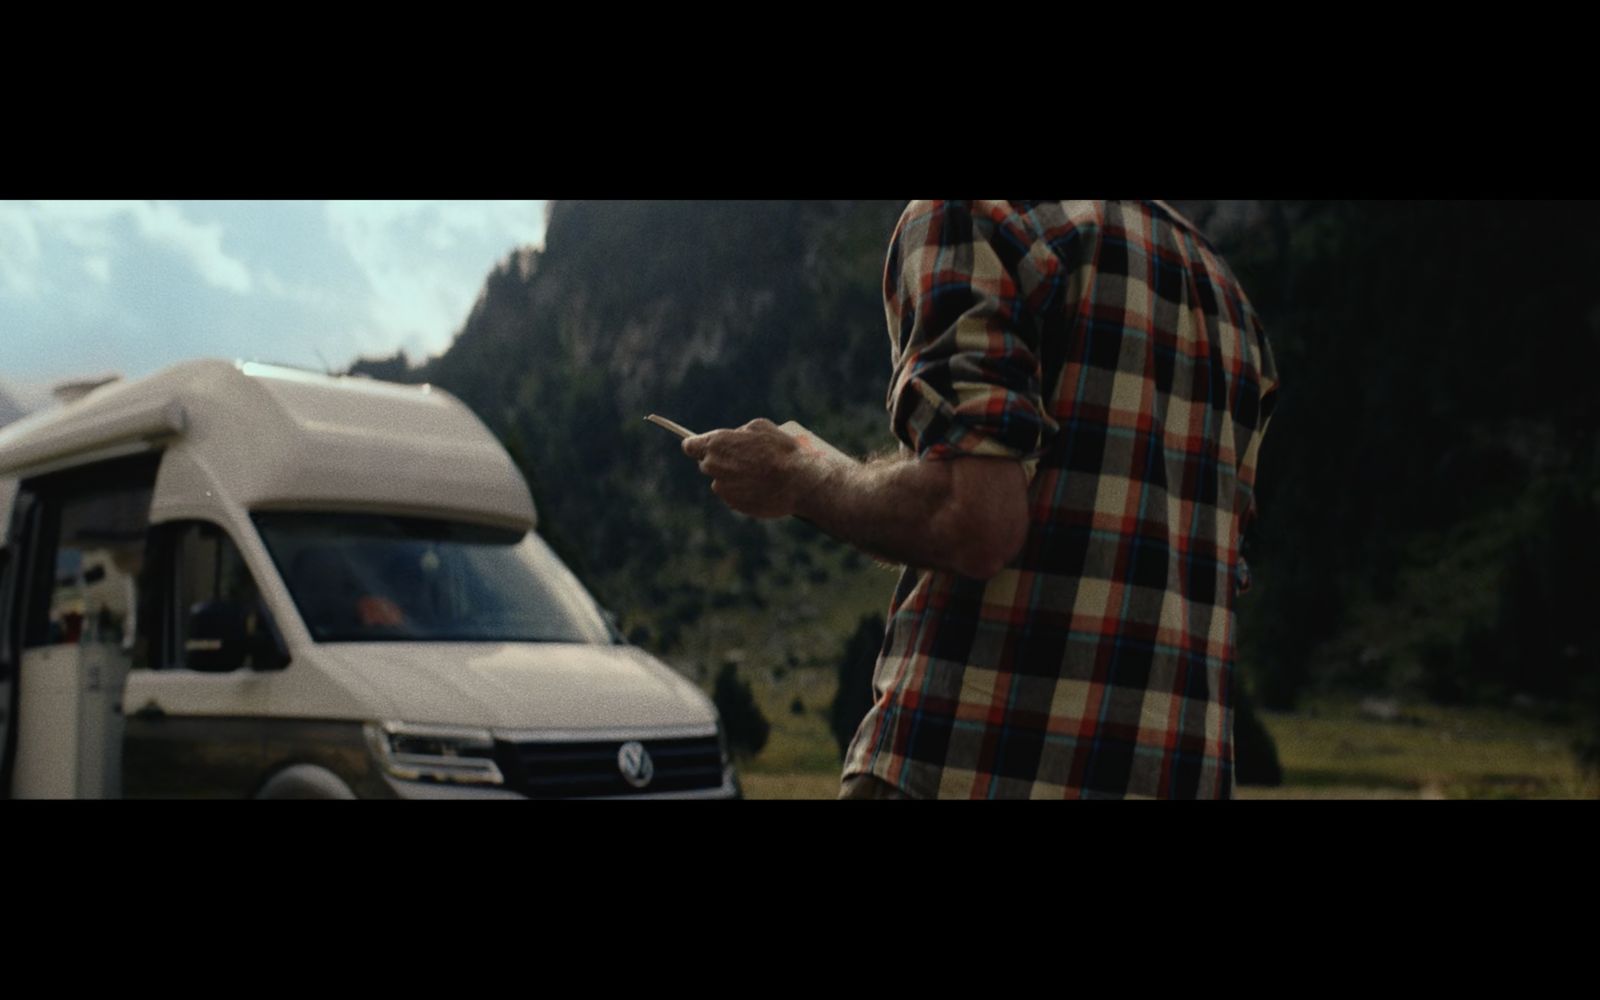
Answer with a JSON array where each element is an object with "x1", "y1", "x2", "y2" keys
[{"x1": 617, "y1": 741, "x2": 654, "y2": 789}]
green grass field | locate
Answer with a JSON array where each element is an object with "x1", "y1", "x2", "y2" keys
[
  {"x1": 728, "y1": 677, "x2": 1598, "y2": 800},
  {"x1": 1246, "y1": 701, "x2": 1597, "y2": 799},
  {"x1": 649, "y1": 538, "x2": 1597, "y2": 801}
]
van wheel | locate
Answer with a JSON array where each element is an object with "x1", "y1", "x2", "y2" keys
[{"x1": 255, "y1": 764, "x2": 357, "y2": 800}]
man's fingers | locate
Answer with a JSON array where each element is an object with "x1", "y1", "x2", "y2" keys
[
  {"x1": 682, "y1": 431, "x2": 717, "y2": 461},
  {"x1": 682, "y1": 422, "x2": 794, "y2": 517},
  {"x1": 686, "y1": 422, "x2": 782, "y2": 461}
]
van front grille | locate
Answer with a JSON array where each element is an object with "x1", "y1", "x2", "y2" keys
[{"x1": 493, "y1": 736, "x2": 724, "y2": 798}]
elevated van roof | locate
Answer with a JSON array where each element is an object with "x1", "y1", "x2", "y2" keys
[{"x1": 0, "y1": 360, "x2": 536, "y2": 533}]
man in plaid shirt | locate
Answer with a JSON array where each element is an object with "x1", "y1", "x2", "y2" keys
[{"x1": 684, "y1": 200, "x2": 1278, "y2": 799}]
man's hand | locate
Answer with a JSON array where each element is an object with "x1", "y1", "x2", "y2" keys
[
  {"x1": 683, "y1": 417, "x2": 1030, "y2": 580},
  {"x1": 682, "y1": 419, "x2": 811, "y2": 520}
]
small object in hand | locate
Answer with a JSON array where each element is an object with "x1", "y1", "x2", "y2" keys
[{"x1": 645, "y1": 414, "x2": 696, "y2": 439}]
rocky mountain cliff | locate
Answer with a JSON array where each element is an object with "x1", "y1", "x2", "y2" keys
[{"x1": 351, "y1": 200, "x2": 910, "y2": 646}]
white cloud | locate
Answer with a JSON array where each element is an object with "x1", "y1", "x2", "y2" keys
[
  {"x1": 0, "y1": 203, "x2": 43, "y2": 298},
  {"x1": 258, "y1": 267, "x2": 343, "y2": 311},
  {"x1": 0, "y1": 200, "x2": 547, "y2": 387},
  {"x1": 28, "y1": 200, "x2": 255, "y2": 295},
  {"x1": 135, "y1": 201, "x2": 253, "y2": 293},
  {"x1": 324, "y1": 200, "x2": 545, "y2": 356}
]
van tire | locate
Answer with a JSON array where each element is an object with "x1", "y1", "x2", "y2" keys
[{"x1": 255, "y1": 764, "x2": 357, "y2": 800}]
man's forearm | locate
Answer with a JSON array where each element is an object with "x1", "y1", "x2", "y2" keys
[
  {"x1": 683, "y1": 419, "x2": 1030, "y2": 580},
  {"x1": 790, "y1": 452, "x2": 1026, "y2": 580}
]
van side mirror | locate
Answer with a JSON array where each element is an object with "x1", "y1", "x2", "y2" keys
[
  {"x1": 186, "y1": 600, "x2": 292, "y2": 672},
  {"x1": 186, "y1": 600, "x2": 249, "y2": 672}
]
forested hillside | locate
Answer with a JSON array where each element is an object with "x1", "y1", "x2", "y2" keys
[
  {"x1": 351, "y1": 200, "x2": 909, "y2": 669},
  {"x1": 1211, "y1": 201, "x2": 1600, "y2": 736},
  {"x1": 351, "y1": 200, "x2": 1600, "y2": 769}
]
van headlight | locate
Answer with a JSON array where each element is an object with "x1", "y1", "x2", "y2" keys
[{"x1": 364, "y1": 721, "x2": 505, "y2": 786}]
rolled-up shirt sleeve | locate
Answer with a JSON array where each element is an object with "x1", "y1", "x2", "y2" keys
[{"x1": 884, "y1": 200, "x2": 1051, "y2": 467}]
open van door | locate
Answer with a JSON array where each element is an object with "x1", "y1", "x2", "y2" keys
[
  {"x1": 8, "y1": 457, "x2": 155, "y2": 798},
  {"x1": 0, "y1": 541, "x2": 8, "y2": 787},
  {"x1": 0, "y1": 487, "x2": 36, "y2": 797}
]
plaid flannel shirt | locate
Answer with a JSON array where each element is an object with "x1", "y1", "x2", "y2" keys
[{"x1": 841, "y1": 200, "x2": 1278, "y2": 799}]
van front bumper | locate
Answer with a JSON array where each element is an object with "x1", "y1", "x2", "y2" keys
[
  {"x1": 380, "y1": 765, "x2": 742, "y2": 800},
  {"x1": 369, "y1": 723, "x2": 742, "y2": 800}
]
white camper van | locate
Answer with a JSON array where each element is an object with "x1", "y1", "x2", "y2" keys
[{"x1": 0, "y1": 360, "x2": 738, "y2": 799}]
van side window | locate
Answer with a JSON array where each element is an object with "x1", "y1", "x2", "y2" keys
[
  {"x1": 20, "y1": 456, "x2": 158, "y2": 669},
  {"x1": 158, "y1": 522, "x2": 277, "y2": 672}
]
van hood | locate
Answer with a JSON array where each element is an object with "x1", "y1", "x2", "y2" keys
[{"x1": 315, "y1": 642, "x2": 717, "y2": 733}]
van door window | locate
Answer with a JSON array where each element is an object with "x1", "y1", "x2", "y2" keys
[
  {"x1": 52, "y1": 492, "x2": 148, "y2": 653},
  {"x1": 158, "y1": 522, "x2": 282, "y2": 672},
  {"x1": 20, "y1": 458, "x2": 157, "y2": 663}
]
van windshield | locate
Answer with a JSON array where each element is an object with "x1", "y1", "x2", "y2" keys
[{"x1": 252, "y1": 513, "x2": 612, "y2": 645}]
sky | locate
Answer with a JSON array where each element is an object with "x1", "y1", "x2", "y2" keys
[{"x1": 0, "y1": 200, "x2": 548, "y2": 410}]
